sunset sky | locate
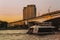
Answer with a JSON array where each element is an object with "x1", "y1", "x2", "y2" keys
[{"x1": 0, "y1": 0, "x2": 60, "y2": 22}]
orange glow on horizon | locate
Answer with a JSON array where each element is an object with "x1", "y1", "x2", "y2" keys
[
  {"x1": 0, "y1": 0, "x2": 59, "y2": 22},
  {"x1": 0, "y1": 15, "x2": 23, "y2": 22}
]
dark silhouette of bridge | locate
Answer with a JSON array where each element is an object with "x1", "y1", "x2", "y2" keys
[{"x1": 9, "y1": 10, "x2": 60, "y2": 27}]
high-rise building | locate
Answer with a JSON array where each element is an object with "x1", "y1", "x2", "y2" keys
[
  {"x1": 23, "y1": 7, "x2": 27, "y2": 20},
  {"x1": 23, "y1": 5, "x2": 36, "y2": 20}
]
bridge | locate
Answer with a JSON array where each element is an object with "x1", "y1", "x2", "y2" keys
[{"x1": 9, "y1": 10, "x2": 60, "y2": 27}]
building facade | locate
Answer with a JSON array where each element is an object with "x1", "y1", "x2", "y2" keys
[{"x1": 23, "y1": 5, "x2": 36, "y2": 20}]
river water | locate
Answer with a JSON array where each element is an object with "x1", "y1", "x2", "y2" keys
[{"x1": 0, "y1": 30, "x2": 60, "y2": 40}]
